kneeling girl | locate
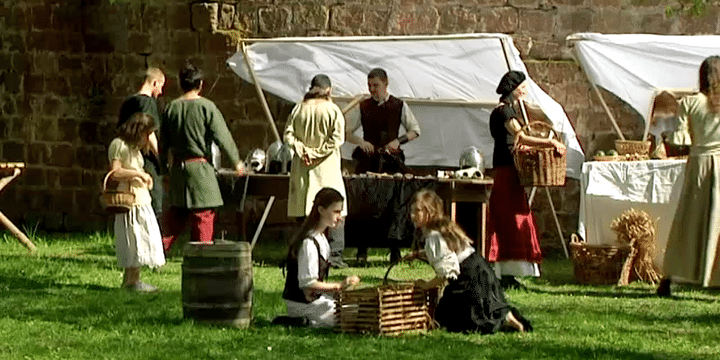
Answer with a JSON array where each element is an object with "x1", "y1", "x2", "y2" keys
[
  {"x1": 282, "y1": 187, "x2": 360, "y2": 327},
  {"x1": 409, "y1": 189, "x2": 531, "y2": 334}
]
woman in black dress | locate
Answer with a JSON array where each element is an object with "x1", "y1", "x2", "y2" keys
[{"x1": 407, "y1": 189, "x2": 532, "y2": 334}]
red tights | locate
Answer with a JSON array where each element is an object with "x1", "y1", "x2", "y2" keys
[{"x1": 161, "y1": 207, "x2": 216, "y2": 253}]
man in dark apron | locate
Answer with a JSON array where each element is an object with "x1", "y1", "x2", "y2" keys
[{"x1": 345, "y1": 68, "x2": 422, "y2": 262}]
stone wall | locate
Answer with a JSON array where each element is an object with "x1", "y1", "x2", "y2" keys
[{"x1": 0, "y1": 0, "x2": 717, "y2": 252}]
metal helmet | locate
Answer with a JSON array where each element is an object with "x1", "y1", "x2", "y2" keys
[
  {"x1": 266, "y1": 141, "x2": 294, "y2": 174},
  {"x1": 459, "y1": 146, "x2": 485, "y2": 170},
  {"x1": 245, "y1": 148, "x2": 266, "y2": 173}
]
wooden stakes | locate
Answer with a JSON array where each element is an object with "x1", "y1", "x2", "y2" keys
[{"x1": 0, "y1": 165, "x2": 36, "y2": 253}]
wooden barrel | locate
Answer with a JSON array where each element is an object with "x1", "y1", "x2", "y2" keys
[{"x1": 182, "y1": 241, "x2": 253, "y2": 328}]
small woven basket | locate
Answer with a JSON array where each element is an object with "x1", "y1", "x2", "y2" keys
[
  {"x1": 513, "y1": 121, "x2": 567, "y2": 187},
  {"x1": 615, "y1": 140, "x2": 651, "y2": 156},
  {"x1": 593, "y1": 155, "x2": 619, "y2": 162},
  {"x1": 99, "y1": 170, "x2": 135, "y2": 213},
  {"x1": 569, "y1": 234, "x2": 631, "y2": 285}
]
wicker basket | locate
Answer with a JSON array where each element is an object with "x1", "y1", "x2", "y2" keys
[
  {"x1": 513, "y1": 121, "x2": 567, "y2": 187},
  {"x1": 569, "y1": 234, "x2": 631, "y2": 285},
  {"x1": 99, "y1": 170, "x2": 135, "y2": 213},
  {"x1": 336, "y1": 259, "x2": 438, "y2": 336},
  {"x1": 593, "y1": 155, "x2": 619, "y2": 162},
  {"x1": 336, "y1": 283, "x2": 436, "y2": 336},
  {"x1": 615, "y1": 140, "x2": 651, "y2": 156}
]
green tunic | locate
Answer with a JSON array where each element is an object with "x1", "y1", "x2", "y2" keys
[{"x1": 161, "y1": 97, "x2": 241, "y2": 209}]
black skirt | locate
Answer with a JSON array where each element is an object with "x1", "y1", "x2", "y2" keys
[{"x1": 435, "y1": 252, "x2": 531, "y2": 334}]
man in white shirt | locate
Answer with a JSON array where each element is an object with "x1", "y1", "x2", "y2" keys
[
  {"x1": 345, "y1": 68, "x2": 422, "y2": 262},
  {"x1": 345, "y1": 68, "x2": 421, "y2": 174}
]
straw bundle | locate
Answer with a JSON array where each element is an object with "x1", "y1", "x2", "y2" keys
[{"x1": 611, "y1": 209, "x2": 662, "y2": 286}]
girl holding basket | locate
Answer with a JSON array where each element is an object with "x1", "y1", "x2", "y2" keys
[{"x1": 107, "y1": 112, "x2": 165, "y2": 292}]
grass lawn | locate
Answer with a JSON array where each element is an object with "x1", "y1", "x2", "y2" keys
[{"x1": 1, "y1": 231, "x2": 719, "y2": 360}]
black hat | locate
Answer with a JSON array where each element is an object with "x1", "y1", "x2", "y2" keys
[
  {"x1": 496, "y1": 71, "x2": 526, "y2": 97},
  {"x1": 310, "y1": 74, "x2": 332, "y2": 89}
]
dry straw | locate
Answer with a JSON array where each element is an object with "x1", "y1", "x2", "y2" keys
[{"x1": 611, "y1": 208, "x2": 661, "y2": 285}]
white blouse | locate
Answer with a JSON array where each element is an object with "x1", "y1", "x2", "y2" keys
[
  {"x1": 424, "y1": 230, "x2": 475, "y2": 281},
  {"x1": 297, "y1": 232, "x2": 331, "y2": 289}
]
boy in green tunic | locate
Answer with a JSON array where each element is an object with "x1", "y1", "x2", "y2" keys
[{"x1": 160, "y1": 64, "x2": 244, "y2": 254}]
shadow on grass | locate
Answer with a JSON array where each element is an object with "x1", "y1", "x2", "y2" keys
[
  {"x1": 234, "y1": 320, "x2": 709, "y2": 360},
  {"x1": 0, "y1": 251, "x2": 117, "y2": 266},
  {"x1": 80, "y1": 243, "x2": 117, "y2": 257},
  {"x1": 523, "y1": 281, "x2": 720, "y2": 304}
]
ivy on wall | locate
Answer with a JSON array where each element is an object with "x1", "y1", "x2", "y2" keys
[{"x1": 666, "y1": 0, "x2": 716, "y2": 16}]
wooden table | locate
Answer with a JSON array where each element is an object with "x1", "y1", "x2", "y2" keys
[
  {"x1": 0, "y1": 163, "x2": 35, "y2": 252},
  {"x1": 218, "y1": 172, "x2": 493, "y2": 254}
]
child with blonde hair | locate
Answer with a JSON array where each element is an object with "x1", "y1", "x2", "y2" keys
[
  {"x1": 408, "y1": 189, "x2": 531, "y2": 334},
  {"x1": 107, "y1": 112, "x2": 165, "y2": 292}
]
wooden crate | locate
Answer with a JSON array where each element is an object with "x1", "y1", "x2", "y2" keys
[{"x1": 336, "y1": 283, "x2": 436, "y2": 336}]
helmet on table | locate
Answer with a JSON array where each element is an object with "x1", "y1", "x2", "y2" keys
[
  {"x1": 245, "y1": 148, "x2": 266, "y2": 173},
  {"x1": 459, "y1": 146, "x2": 485, "y2": 170},
  {"x1": 266, "y1": 141, "x2": 294, "y2": 174}
]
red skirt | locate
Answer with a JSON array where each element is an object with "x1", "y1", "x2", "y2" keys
[{"x1": 485, "y1": 166, "x2": 542, "y2": 263}]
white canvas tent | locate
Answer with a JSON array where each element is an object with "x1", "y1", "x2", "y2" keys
[
  {"x1": 567, "y1": 33, "x2": 720, "y2": 139},
  {"x1": 226, "y1": 34, "x2": 584, "y2": 178}
]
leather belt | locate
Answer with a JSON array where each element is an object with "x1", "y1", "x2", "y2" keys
[{"x1": 183, "y1": 157, "x2": 207, "y2": 163}]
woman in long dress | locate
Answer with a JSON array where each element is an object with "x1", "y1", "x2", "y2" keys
[
  {"x1": 487, "y1": 71, "x2": 566, "y2": 288},
  {"x1": 407, "y1": 189, "x2": 532, "y2": 334},
  {"x1": 284, "y1": 74, "x2": 348, "y2": 268},
  {"x1": 658, "y1": 56, "x2": 720, "y2": 296}
]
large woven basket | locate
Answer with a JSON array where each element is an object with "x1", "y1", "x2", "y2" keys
[
  {"x1": 615, "y1": 140, "x2": 651, "y2": 156},
  {"x1": 336, "y1": 283, "x2": 436, "y2": 336},
  {"x1": 99, "y1": 170, "x2": 135, "y2": 213},
  {"x1": 569, "y1": 234, "x2": 631, "y2": 285},
  {"x1": 336, "y1": 259, "x2": 438, "y2": 336},
  {"x1": 513, "y1": 121, "x2": 567, "y2": 187}
]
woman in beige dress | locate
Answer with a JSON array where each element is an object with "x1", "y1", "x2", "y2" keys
[
  {"x1": 284, "y1": 74, "x2": 348, "y2": 268},
  {"x1": 659, "y1": 56, "x2": 720, "y2": 296}
]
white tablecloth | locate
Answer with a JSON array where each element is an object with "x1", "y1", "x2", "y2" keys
[{"x1": 578, "y1": 159, "x2": 686, "y2": 268}]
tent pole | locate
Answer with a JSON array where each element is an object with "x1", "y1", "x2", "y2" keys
[
  {"x1": 241, "y1": 34, "x2": 509, "y2": 44},
  {"x1": 499, "y1": 38, "x2": 513, "y2": 71},
  {"x1": 571, "y1": 47, "x2": 626, "y2": 140},
  {"x1": 642, "y1": 89, "x2": 658, "y2": 141},
  {"x1": 590, "y1": 82, "x2": 626, "y2": 141},
  {"x1": 340, "y1": 95, "x2": 367, "y2": 115},
  {"x1": 333, "y1": 96, "x2": 497, "y2": 108},
  {"x1": 545, "y1": 187, "x2": 569, "y2": 259},
  {"x1": 241, "y1": 42, "x2": 281, "y2": 143}
]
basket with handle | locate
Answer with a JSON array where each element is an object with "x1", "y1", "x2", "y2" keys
[
  {"x1": 512, "y1": 121, "x2": 567, "y2": 186},
  {"x1": 99, "y1": 169, "x2": 135, "y2": 213},
  {"x1": 335, "y1": 258, "x2": 438, "y2": 336}
]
